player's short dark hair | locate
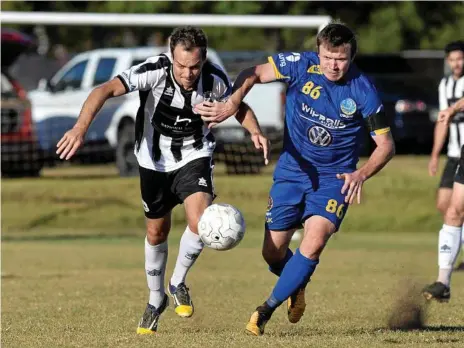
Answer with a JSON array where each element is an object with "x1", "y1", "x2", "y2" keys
[
  {"x1": 316, "y1": 21, "x2": 357, "y2": 59},
  {"x1": 169, "y1": 26, "x2": 208, "y2": 60},
  {"x1": 444, "y1": 41, "x2": 464, "y2": 56}
]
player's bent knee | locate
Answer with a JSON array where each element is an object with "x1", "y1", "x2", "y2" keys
[
  {"x1": 185, "y1": 210, "x2": 205, "y2": 234},
  {"x1": 261, "y1": 229, "x2": 293, "y2": 265},
  {"x1": 299, "y1": 235, "x2": 331, "y2": 260},
  {"x1": 299, "y1": 218, "x2": 335, "y2": 260},
  {"x1": 262, "y1": 247, "x2": 287, "y2": 265},
  {"x1": 146, "y1": 229, "x2": 169, "y2": 245},
  {"x1": 445, "y1": 204, "x2": 464, "y2": 226},
  {"x1": 436, "y1": 201, "x2": 449, "y2": 216},
  {"x1": 146, "y1": 217, "x2": 171, "y2": 245}
]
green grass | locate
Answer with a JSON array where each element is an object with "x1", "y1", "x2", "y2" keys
[
  {"x1": 2, "y1": 233, "x2": 464, "y2": 348},
  {"x1": 1, "y1": 156, "x2": 443, "y2": 239},
  {"x1": 2, "y1": 156, "x2": 463, "y2": 347}
]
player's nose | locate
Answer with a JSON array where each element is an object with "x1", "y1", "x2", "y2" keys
[{"x1": 328, "y1": 60, "x2": 337, "y2": 70}]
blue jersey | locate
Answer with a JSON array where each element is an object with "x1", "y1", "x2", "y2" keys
[{"x1": 268, "y1": 51, "x2": 388, "y2": 173}]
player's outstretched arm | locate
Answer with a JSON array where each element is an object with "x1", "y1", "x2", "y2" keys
[
  {"x1": 56, "y1": 78, "x2": 126, "y2": 160},
  {"x1": 228, "y1": 63, "x2": 278, "y2": 110},
  {"x1": 235, "y1": 102, "x2": 270, "y2": 165},
  {"x1": 337, "y1": 132, "x2": 395, "y2": 205},
  {"x1": 195, "y1": 63, "x2": 277, "y2": 125}
]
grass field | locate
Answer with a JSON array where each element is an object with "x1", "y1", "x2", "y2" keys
[{"x1": 2, "y1": 156, "x2": 464, "y2": 347}]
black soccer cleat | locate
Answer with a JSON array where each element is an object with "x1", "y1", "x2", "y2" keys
[
  {"x1": 422, "y1": 281, "x2": 450, "y2": 302},
  {"x1": 136, "y1": 295, "x2": 169, "y2": 334}
]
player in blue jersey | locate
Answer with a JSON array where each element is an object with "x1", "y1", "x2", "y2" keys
[{"x1": 195, "y1": 22, "x2": 395, "y2": 335}]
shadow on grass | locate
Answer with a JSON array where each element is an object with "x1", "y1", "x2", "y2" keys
[
  {"x1": 384, "y1": 325, "x2": 464, "y2": 332},
  {"x1": 269, "y1": 325, "x2": 464, "y2": 339}
]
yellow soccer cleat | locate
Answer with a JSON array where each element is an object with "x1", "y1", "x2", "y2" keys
[
  {"x1": 245, "y1": 306, "x2": 272, "y2": 336},
  {"x1": 167, "y1": 283, "x2": 194, "y2": 318},
  {"x1": 136, "y1": 295, "x2": 168, "y2": 335},
  {"x1": 287, "y1": 288, "x2": 306, "y2": 323}
]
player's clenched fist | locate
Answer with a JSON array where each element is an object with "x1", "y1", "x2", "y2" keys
[
  {"x1": 56, "y1": 127, "x2": 86, "y2": 160},
  {"x1": 337, "y1": 171, "x2": 367, "y2": 205}
]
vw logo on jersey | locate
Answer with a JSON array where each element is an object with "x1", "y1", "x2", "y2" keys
[
  {"x1": 340, "y1": 98, "x2": 357, "y2": 117},
  {"x1": 286, "y1": 53, "x2": 301, "y2": 62},
  {"x1": 308, "y1": 126, "x2": 332, "y2": 147}
]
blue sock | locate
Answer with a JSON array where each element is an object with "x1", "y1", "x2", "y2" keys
[
  {"x1": 268, "y1": 248, "x2": 293, "y2": 276},
  {"x1": 265, "y1": 249, "x2": 319, "y2": 309}
]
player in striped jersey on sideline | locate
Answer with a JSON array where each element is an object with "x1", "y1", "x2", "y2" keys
[
  {"x1": 423, "y1": 96, "x2": 464, "y2": 302},
  {"x1": 428, "y1": 41, "x2": 464, "y2": 271}
]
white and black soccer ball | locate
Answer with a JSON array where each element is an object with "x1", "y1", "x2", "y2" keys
[{"x1": 198, "y1": 203, "x2": 246, "y2": 251}]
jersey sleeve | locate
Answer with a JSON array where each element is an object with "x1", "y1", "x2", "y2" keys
[
  {"x1": 360, "y1": 83, "x2": 390, "y2": 136},
  {"x1": 267, "y1": 52, "x2": 301, "y2": 85},
  {"x1": 117, "y1": 56, "x2": 167, "y2": 93},
  {"x1": 213, "y1": 66, "x2": 233, "y2": 101},
  {"x1": 438, "y1": 78, "x2": 448, "y2": 111}
]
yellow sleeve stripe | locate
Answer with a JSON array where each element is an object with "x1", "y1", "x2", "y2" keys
[
  {"x1": 371, "y1": 127, "x2": 391, "y2": 136},
  {"x1": 267, "y1": 56, "x2": 288, "y2": 80}
]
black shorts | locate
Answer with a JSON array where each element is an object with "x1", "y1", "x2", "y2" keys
[
  {"x1": 139, "y1": 157, "x2": 215, "y2": 219},
  {"x1": 455, "y1": 147, "x2": 464, "y2": 185},
  {"x1": 439, "y1": 157, "x2": 460, "y2": 188}
]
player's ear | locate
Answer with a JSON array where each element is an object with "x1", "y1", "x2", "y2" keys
[
  {"x1": 202, "y1": 48, "x2": 208, "y2": 61},
  {"x1": 351, "y1": 52, "x2": 356, "y2": 62}
]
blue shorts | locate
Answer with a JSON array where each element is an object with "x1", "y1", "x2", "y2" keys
[{"x1": 265, "y1": 163, "x2": 350, "y2": 232}]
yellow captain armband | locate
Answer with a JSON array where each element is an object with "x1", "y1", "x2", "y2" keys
[
  {"x1": 365, "y1": 109, "x2": 390, "y2": 136},
  {"x1": 371, "y1": 127, "x2": 391, "y2": 136}
]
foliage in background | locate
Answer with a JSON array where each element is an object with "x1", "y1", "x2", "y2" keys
[{"x1": 1, "y1": 1, "x2": 463, "y2": 54}]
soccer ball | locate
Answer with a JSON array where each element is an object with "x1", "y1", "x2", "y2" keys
[{"x1": 198, "y1": 203, "x2": 246, "y2": 251}]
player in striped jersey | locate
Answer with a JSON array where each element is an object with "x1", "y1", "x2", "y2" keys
[
  {"x1": 428, "y1": 41, "x2": 464, "y2": 271},
  {"x1": 56, "y1": 26, "x2": 270, "y2": 334},
  {"x1": 423, "y1": 96, "x2": 464, "y2": 302}
]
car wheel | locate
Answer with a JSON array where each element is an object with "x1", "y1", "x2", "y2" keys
[{"x1": 116, "y1": 122, "x2": 138, "y2": 177}]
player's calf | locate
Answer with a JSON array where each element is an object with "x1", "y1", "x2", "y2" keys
[{"x1": 286, "y1": 217, "x2": 334, "y2": 323}]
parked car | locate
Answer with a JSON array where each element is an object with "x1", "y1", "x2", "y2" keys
[
  {"x1": 1, "y1": 28, "x2": 43, "y2": 177},
  {"x1": 355, "y1": 53, "x2": 442, "y2": 154},
  {"x1": 369, "y1": 75, "x2": 437, "y2": 154},
  {"x1": 29, "y1": 47, "x2": 285, "y2": 176}
]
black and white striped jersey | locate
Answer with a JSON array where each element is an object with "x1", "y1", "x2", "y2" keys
[
  {"x1": 439, "y1": 75, "x2": 464, "y2": 158},
  {"x1": 117, "y1": 52, "x2": 232, "y2": 172}
]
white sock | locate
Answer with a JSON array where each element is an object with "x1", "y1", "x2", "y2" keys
[
  {"x1": 437, "y1": 224, "x2": 462, "y2": 286},
  {"x1": 145, "y1": 237, "x2": 168, "y2": 308},
  {"x1": 170, "y1": 226, "x2": 204, "y2": 287},
  {"x1": 460, "y1": 223, "x2": 464, "y2": 262}
]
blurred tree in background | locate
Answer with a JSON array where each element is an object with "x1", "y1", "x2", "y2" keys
[{"x1": 1, "y1": 1, "x2": 463, "y2": 54}]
